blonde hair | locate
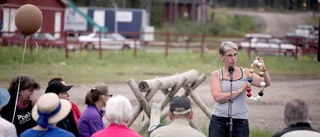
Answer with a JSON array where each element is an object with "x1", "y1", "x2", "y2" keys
[{"x1": 218, "y1": 41, "x2": 238, "y2": 56}]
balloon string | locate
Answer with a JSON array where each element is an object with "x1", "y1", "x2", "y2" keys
[
  {"x1": 21, "y1": 37, "x2": 27, "y2": 70},
  {"x1": 12, "y1": 37, "x2": 28, "y2": 123},
  {"x1": 31, "y1": 36, "x2": 39, "y2": 51}
]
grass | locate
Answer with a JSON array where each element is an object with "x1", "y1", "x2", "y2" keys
[{"x1": 0, "y1": 46, "x2": 319, "y2": 86}]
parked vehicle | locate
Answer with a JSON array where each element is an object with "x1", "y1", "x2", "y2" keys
[
  {"x1": 284, "y1": 33, "x2": 318, "y2": 54},
  {"x1": 2, "y1": 32, "x2": 65, "y2": 48},
  {"x1": 295, "y1": 25, "x2": 316, "y2": 35},
  {"x1": 78, "y1": 32, "x2": 140, "y2": 50},
  {"x1": 239, "y1": 33, "x2": 301, "y2": 56}
]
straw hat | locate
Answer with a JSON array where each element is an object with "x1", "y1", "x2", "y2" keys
[
  {"x1": 32, "y1": 93, "x2": 71, "y2": 125},
  {"x1": 0, "y1": 87, "x2": 10, "y2": 108}
]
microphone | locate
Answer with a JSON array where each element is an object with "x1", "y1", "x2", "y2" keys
[
  {"x1": 228, "y1": 66, "x2": 234, "y2": 74},
  {"x1": 228, "y1": 66, "x2": 234, "y2": 82},
  {"x1": 227, "y1": 66, "x2": 234, "y2": 136}
]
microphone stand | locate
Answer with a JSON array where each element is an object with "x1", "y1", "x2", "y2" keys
[{"x1": 228, "y1": 70, "x2": 233, "y2": 137}]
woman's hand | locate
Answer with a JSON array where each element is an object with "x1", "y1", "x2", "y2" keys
[
  {"x1": 239, "y1": 82, "x2": 248, "y2": 93},
  {"x1": 29, "y1": 94, "x2": 37, "y2": 105},
  {"x1": 256, "y1": 56, "x2": 267, "y2": 72}
]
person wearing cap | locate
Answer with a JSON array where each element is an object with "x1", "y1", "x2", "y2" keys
[
  {"x1": 45, "y1": 82, "x2": 79, "y2": 137},
  {"x1": 272, "y1": 99, "x2": 320, "y2": 137},
  {"x1": 0, "y1": 87, "x2": 18, "y2": 137},
  {"x1": 20, "y1": 93, "x2": 75, "y2": 137},
  {"x1": 48, "y1": 77, "x2": 82, "y2": 126},
  {"x1": 78, "y1": 83, "x2": 113, "y2": 137},
  {"x1": 0, "y1": 75, "x2": 40, "y2": 135},
  {"x1": 150, "y1": 96, "x2": 206, "y2": 137},
  {"x1": 91, "y1": 95, "x2": 142, "y2": 137}
]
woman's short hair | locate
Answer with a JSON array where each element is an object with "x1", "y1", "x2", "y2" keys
[
  {"x1": 8, "y1": 75, "x2": 40, "y2": 100},
  {"x1": 219, "y1": 41, "x2": 238, "y2": 56},
  {"x1": 284, "y1": 99, "x2": 310, "y2": 126},
  {"x1": 85, "y1": 83, "x2": 109, "y2": 105},
  {"x1": 48, "y1": 77, "x2": 63, "y2": 85},
  {"x1": 105, "y1": 95, "x2": 132, "y2": 125}
]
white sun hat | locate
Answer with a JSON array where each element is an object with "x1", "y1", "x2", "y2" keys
[{"x1": 32, "y1": 93, "x2": 71, "y2": 128}]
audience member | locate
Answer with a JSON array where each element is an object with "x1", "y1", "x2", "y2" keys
[
  {"x1": 150, "y1": 96, "x2": 206, "y2": 137},
  {"x1": 91, "y1": 95, "x2": 142, "y2": 137},
  {"x1": 48, "y1": 77, "x2": 82, "y2": 125},
  {"x1": 0, "y1": 87, "x2": 18, "y2": 137},
  {"x1": 78, "y1": 83, "x2": 112, "y2": 137},
  {"x1": 45, "y1": 82, "x2": 79, "y2": 136},
  {"x1": 272, "y1": 99, "x2": 320, "y2": 137},
  {"x1": 0, "y1": 75, "x2": 40, "y2": 135},
  {"x1": 20, "y1": 93, "x2": 75, "y2": 137}
]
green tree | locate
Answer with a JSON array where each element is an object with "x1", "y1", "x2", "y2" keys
[{"x1": 150, "y1": 0, "x2": 163, "y2": 27}]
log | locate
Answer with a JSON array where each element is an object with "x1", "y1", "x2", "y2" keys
[
  {"x1": 138, "y1": 69, "x2": 199, "y2": 92},
  {"x1": 127, "y1": 78, "x2": 162, "y2": 127},
  {"x1": 149, "y1": 103, "x2": 161, "y2": 126}
]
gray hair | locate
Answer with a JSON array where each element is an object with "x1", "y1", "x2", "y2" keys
[
  {"x1": 105, "y1": 95, "x2": 132, "y2": 125},
  {"x1": 218, "y1": 41, "x2": 238, "y2": 55},
  {"x1": 284, "y1": 99, "x2": 310, "y2": 126}
]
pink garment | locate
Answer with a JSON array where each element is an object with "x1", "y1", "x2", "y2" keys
[
  {"x1": 71, "y1": 102, "x2": 81, "y2": 126},
  {"x1": 17, "y1": 102, "x2": 29, "y2": 110},
  {"x1": 91, "y1": 123, "x2": 142, "y2": 137}
]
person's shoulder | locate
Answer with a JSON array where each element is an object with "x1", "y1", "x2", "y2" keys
[
  {"x1": 20, "y1": 129, "x2": 35, "y2": 137},
  {"x1": 0, "y1": 118, "x2": 16, "y2": 131},
  {"x1": 211, "y1": 69, "x2": 220, "y2": 74},
  {"x1": 0, "y1": 101, "x2": 14, "y2": 111},
  {"x1": 81, "y1": 106, "x2": 99, "y2": 116},
  {"x1": 71, "y1": 102, "x2": 81, "y2": 109},
  {"x1": 54, "y1": 128, "x2": 75, "y2": 137},
  {"x1": 126, "y1": 130, "x2": 143, "y2": 137},
  {"x1": 185, "y1": 127, "x2": 206, "y2": 137},
  {"x1": 211, "y1": 70, "x2": 220, "y2": 78},
  {"x1": 149, "y1": 125, "x2": 168, "y2": 137},
  {"x1": 281, "y1": 130, "x2": 320, "y2": 137}
]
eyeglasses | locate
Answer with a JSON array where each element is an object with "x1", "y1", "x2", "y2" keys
[
  {"x1": 106, "y1": 94, "x2": 113, "y2": 97},
  {"x1": 224, "y1": 53, "x2": 239, "y2": 59}
]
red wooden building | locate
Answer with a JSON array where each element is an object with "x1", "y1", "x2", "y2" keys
[
  {"x1": 0, "y1": 0, "x2": 66, "y2": 38},
  {"x1": 163, "y1": 0, "x2": 213, "y2": 24}
]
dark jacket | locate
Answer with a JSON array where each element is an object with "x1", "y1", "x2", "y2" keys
[
  {"x1": 272, "y1": 123, "x2": 320, "y2": 137},
  {"x1": 0, "y1": 100, "x2": 36, "y2": 135},
  {"x1": 57, "y1": 110, "x2": 80, "y2": 137}
]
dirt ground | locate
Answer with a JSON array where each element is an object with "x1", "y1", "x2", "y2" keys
[
  {"x1": 35, "y1": 75, "x2": 320, "y2": 134},
  {"x1": 216, "y1": 8, "x2": 317, "y2": 37}
]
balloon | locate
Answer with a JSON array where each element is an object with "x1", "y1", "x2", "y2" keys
[
  {"x1": 15, "y1": 4, "x2": 43, "y2": 36},
  {"x1": 0, "y1": 0, "x2": 9, "y2": 4}
]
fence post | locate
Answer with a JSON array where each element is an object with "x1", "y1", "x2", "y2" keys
[
  {"x1": 133, "y1": 32, "x2": 137, "y2": 58},
  {"x1": 247, "y1": 37, "x2": 252, "y2": 59},
  {"x1": 98, "y1": 31, "x2": 102, "y2": 60},
  {"x1": 64, "y1": 31, "x2": 69, "y2": 59},
  {"x1": 200, "y1": 34, "x2": 205, "y2": 57},
  {"x1": 278, "y1": 42, "x2": 281, "y2": 56},
  {"x1": 165, "y1": 32, "x2": 170, "y2": 59},
  {"x1": 295, "y1": 37, "x2": 298, "y2": 60}
]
